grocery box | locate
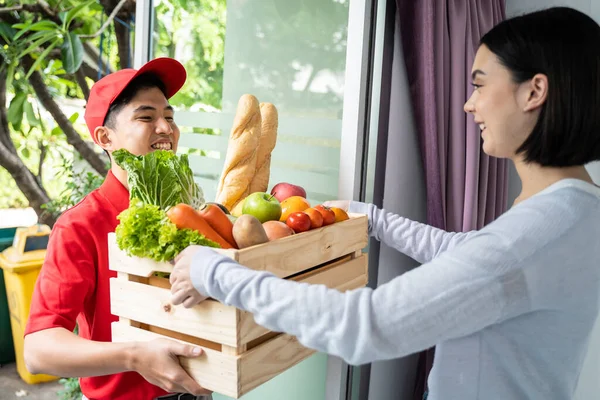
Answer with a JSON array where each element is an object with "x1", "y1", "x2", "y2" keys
[{"x1": 109, "y1": 213, "x2": 369, "y2": 398}]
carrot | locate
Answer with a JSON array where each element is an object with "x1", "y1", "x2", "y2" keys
[
  {"x1": 167, "y1": 204, "x2": 233, "y2": 249},
  {"x1": 198, "y1": 204, "x2": 238, "y2": 248}
]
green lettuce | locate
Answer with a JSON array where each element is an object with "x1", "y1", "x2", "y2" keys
[
  {"x1": 116, "y1": 199, "x2": 219, "y2": 262},
  {"x1": 113, "y1": 149, "x2": 205, "y2": 210}
]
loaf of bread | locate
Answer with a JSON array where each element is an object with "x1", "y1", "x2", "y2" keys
[
  {"x1": 248, "y1": 102, "x2": 278, "y2": 194},
  {"x1": 215, "y1": 94, "x2": 262, "y2": 210}
]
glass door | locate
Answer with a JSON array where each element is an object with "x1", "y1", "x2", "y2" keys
[{"x1": 134, "y1": 0, "x2": 377, "y2": 398}]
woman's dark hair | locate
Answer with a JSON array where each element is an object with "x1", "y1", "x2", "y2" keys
[
  {"x1": 103, "y1": 73, "x2": 168, "y2": 129},
  {"x1": 480, "y1": 7, "x2": 600, "y2": 167}
]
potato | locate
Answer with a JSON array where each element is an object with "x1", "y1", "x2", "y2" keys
[{"x1": 232, "y1": 214, "x2": 269, "y2": 249}]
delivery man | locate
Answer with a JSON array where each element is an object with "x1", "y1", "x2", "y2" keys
[{"x1": 23, "y1": 58, "x2": 211, "y2": 400}]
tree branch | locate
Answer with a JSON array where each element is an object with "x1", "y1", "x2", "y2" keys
[
  {"x1": 0, "y1": 6, "x2": 21, "y2": 13},
  {"x1": 113, "y1": 20, "x2": 132, "y2": 69},
  {"x1": 82, "y1": 42, "x2": 114, "y2": 77},
  {"x1": 75, "y1": 68, "x2": 90, "y2": 100},
  {"x1": 20, "y1": 3, "x2": 62, "y2": 25},
  {"x1": 79, "y1": 0, "x2": 129, "y2": 39},
  {"x1": 0, "y1": 69, "x2": 55, "y2": 226},
  {"x1": 22, "y1": 56, "x2": 109, "y2": 177},
  {"x1": 38, "y1": 140, "x2": 47, "y2": 183}
]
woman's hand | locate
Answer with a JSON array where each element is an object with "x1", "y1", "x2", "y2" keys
[
  {"x1": 132, "y1": 338, "x2": 211, "y2": 396},
  {"x1": 170, "y1": 246, "x2": 207, "y2": 308},
  {"x1": 322, "y1": 200, "x2": 350, "y2": 211}
]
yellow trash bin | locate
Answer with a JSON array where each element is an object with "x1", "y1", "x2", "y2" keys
[{"x1": 0, "y1": 224, "x2": 58, "y2": 384}]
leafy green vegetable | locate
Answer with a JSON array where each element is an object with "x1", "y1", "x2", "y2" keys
[
  {"x1": 116, "y1": 199, "x2": 219, "y2": 262},
  {"x1": 112, "y1": 149, "x2": 205, "y2": 210}
]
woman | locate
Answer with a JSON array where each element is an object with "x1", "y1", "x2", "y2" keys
[{"x1": 170, "y1": 7, "x2": 600, "y2": 400}]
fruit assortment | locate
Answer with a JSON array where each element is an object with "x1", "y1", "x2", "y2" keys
[
  {"x1": 159, "y1": 181, "x2": 349, "y2": 251},
  {"x1": 114, "y1": 94, "x2": 350, "y2": 259},
  {"x1": 223, "y1": 182, "x2": 350, "y2": 249}
]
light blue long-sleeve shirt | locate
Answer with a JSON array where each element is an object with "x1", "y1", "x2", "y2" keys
[{"x1": 190, "y1": 179, "x2": 600, "y2": 400}]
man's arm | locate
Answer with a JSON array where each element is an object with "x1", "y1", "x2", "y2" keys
[
  {"x1": 349, "y1": 202, "x2": 477, "y2": 263},
  {"x1": 24, "y1": 327, "x2": 134, "y2": 377},
  {"x1": 24, "y1": 223, "x2": 209, "y2": 396},
  {"x1": 24, "y1": 327, "x2": 209, "y2": 395}
]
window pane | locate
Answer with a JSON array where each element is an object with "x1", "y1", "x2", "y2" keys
[{"x1": 152, "y1": 0, "x2": 349, "y2": 209}]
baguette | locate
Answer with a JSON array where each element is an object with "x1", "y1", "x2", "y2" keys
[
  {"x1": 248, "y1": 102, "x2": 278, "y2": 194},
  {"x1": 215, "y1": 94, "x2": 262, "y2": 210}
]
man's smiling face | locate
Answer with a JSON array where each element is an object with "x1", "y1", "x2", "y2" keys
[{"x1": 102, "y1": 86, "x2": 180, "y2": 156}]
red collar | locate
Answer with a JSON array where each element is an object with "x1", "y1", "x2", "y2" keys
[{"x1": 98, "y1": 170, "x2": 130, "y2": 213}]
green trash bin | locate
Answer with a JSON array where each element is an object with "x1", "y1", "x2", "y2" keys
[{"x1": 0, "y1": 227, "x2": 19, "y2": 365}]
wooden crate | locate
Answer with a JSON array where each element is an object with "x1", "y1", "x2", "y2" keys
[{"x1": 108, "y1": 214, "x2": 369, "y2": 398}]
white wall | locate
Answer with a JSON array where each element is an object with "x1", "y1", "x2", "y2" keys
[
  {"x1": 505, "y1": 2, "x2": 600, "y2": 399},
  {"x1": 506, "y1": 0, "x2": 596, "y2": 19}
]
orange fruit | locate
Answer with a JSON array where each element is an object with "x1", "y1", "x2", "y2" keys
[
  {"x1": 330, "y1": 207, "x2": 349, "y2": 222},
  {"x1": 280, "y1": 196, "x2": 310, "y2": 222}
]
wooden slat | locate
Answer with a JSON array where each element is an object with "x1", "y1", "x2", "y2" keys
[
  {"x1": 111, "y1": 254, "x2": 368, "y2": 348},
  {"x1": 236, "y1": 254, "x2": 368, "y2": 344},
  {"x1": 111, "y1": 322, "x2": 241, "y2": 398},
  {"x1": 112, "y1": 321, "x2": 316, "y2": 399},
  {"x1": 110, "y1": 277, "x2": 241, "y2": 347},
  {"x1": 231, "y1": 215, "x2": 368, "y2": 278},
  {"x1": 108, "y1": 215, "x2": 366, "y2": 278},
  {"x1": 108, "y1": 233, "x2": 172, "y2": 276},
  {"x1": 110, "y1": 256, "x2": 368, "y2": 398},
  {"x1": 289, "y1": 254, "x2": 367, "y2": 288}
]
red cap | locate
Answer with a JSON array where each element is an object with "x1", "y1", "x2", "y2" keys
[{"x1": 84, "y1": 57, "x2": 186, "y2": 141}]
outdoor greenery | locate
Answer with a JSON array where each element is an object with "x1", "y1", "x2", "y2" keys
[
  {"x1": 0, "y1": 0, "x2": 226, "y2": 226},
  {"x1": 0, "y1": 0, "x2": 226, "y2": 396}
]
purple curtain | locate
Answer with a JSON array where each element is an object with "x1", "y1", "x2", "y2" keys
[{"x1": 395, "y1": 0, "x2": 508, "y2": 398}]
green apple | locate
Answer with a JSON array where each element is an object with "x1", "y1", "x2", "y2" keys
[{"x1": 242, "y1": 192, "x2": 282, "y2": 223}]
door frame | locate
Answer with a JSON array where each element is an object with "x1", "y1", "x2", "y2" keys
[{"x1": 132, "y1": 1, "x2": 384, "y2": 398}]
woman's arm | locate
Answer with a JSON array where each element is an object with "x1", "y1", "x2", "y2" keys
[
  {"x1": 189, "y1": 226, "x2": 535, "y2": 366},
  {"x1": 350, "y1": 202, "x2": 477, "y2": 263}
]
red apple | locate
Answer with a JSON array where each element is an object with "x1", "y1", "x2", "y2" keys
[
  {"x1": 263, "y1": 220, "x2": 295, "y2": 241},
  {"x1": 286, "y1": 212, "x2": 311, "y2": 233},
  {"x1": 270, "y1": 182, "x2": 307, "y2": 203}
]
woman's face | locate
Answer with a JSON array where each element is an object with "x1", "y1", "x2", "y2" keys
[{"x1": 464, "y1": 45, "x2": 541, "y2": 160}]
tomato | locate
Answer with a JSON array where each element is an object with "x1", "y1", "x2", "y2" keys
[
  {"x1": 303, "y1": 208, "x2": 324, "y2": 229},
  {"x1": 286, "y1": 212, "x2": 311, "y2": 233},
  {"x1": 314, "y1": 205, "x2": 336, "y2": 226}
]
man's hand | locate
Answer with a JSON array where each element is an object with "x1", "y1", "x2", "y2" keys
[
  {"x1": 170, "y1": 246, "x2": 207, "y2": 308},
  {"x1": 133, "y1": 338, "x2": 211, "y2": 396}
]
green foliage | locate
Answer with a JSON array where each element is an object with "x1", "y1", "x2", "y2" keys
[
  {"x1": 41, "y1": 155, "x2": 105, "y2": 219},
  {"x1": 113, "y1": 149, "x2": 205, "y2": 210},
  {"x1": 0, "y1": 0, "x2": 114, "y2": 210},
  {"x1": 6, "y1": 0, "x2": 98, "y2": 78},
  {"x1": 153, "y1": 0, "x2": 226, "y2": 110},
  {"x1": 0, "y1": 168, "x2": 27, "y2": 208},
  {"x1": 57, "y1": 377, "x2": 82, "y2": 400}
]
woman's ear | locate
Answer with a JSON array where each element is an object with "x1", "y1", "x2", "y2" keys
[{"x1": 523, "y1": 73, "x2": 548, "y2": 112}]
